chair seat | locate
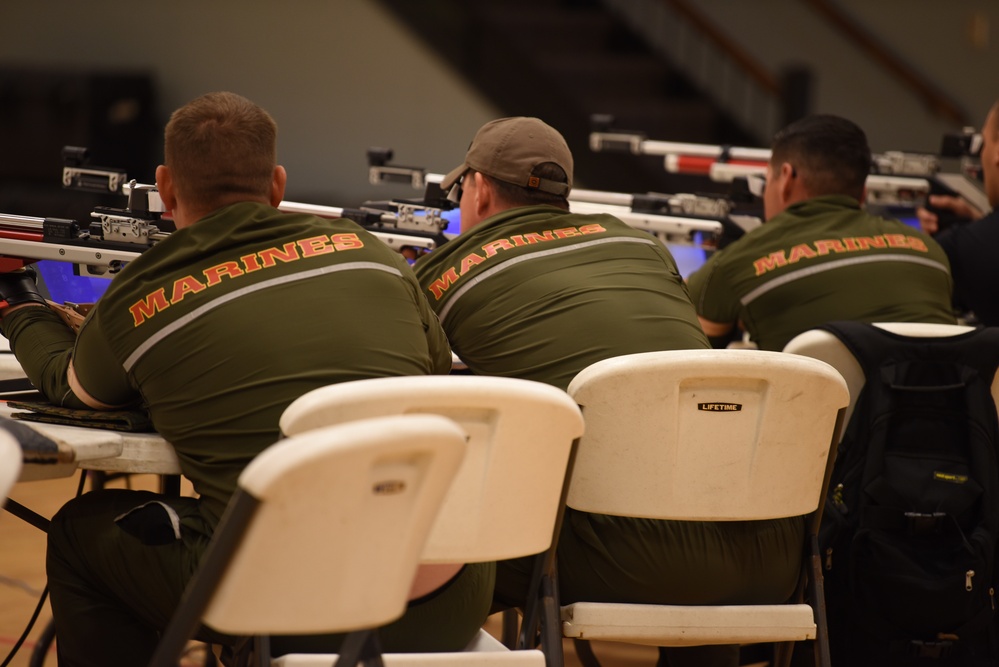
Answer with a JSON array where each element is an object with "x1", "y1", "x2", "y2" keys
[
  {"x1": 272, "y1": 629, "x2": 546, "y2": 665},
  {"x1": 560, "y1": 602, "x2": 817, "y2": 646}
]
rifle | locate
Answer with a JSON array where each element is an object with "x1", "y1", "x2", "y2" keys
[
  {"x1": 587, "y1": 114, "x2": 989, "y2": 215},
  {"x1": 0, "y1": 147, "x2": 454, "y2": 279},
  {"x1": 366, "y1": 148, "x2": 749, "y2": 247}
]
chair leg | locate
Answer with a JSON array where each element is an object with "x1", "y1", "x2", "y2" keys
[
  {"x1": 253, "y1": 635, "x2": 271, "y2": 667},
  {"x1": 518, "y1": 553, "x2": 546, "y2": 650},
  {"x1": 538, "y1": 573, "x2": 565, "y2": 667},
  {"x1": 230, "y1": 638, "x2": 254, "y2": 667},
  {"x1": 337, "y1": 630, "x2": 385, "y2": 667},
  {"x1": 807, "y1": 535, "x2": 832, "y2": 667},
  {"x1": 202, "y1": 643, "x2": 220, "y2": 666},
  {"x1": 572, "y1": 638, "x2": 602, "y2": 667},
  {"x1": 773, "y1": 641, "x2": 794, "y2": 667},
  {"x1": 502, "y1": 608, "x2": 520, "y2": 648}
]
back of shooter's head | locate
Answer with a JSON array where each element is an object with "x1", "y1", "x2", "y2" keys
[
  {"x1": 770, "y1": 114, "x2": 871, "y2": 202},
  {"x1": 163, "y1": 91, "x2": 278, "y2": 213}
]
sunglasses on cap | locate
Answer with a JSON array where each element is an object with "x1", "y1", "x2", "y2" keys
[{"x1": 446, "y1": 171, "x2": 470, "y2": 204}]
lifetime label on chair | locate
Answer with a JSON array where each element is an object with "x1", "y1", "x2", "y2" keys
[
  {"x1": 697, "y1": 402, "x2": 742, "y2": 412},
  {"x1": 373, "y1": 480, "x2": 407, "y2": 495}
]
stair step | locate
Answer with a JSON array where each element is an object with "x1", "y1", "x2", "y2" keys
[{"x1": 477, "y1": 6, "x2": 615, "y2": 52}]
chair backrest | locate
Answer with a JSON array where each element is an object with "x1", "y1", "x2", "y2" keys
[
  {"x1": 0, "y1": 429, "x2": 22, "y2": 501},
  {"x1": 280, "y1": 375, "x2": 584, "y2": 563},
  {"x1": 782, "y1": 322, "x2": 994, "y2": 425},
  {"x1": 202, "y1": 414, "x2": 467, "y2": 635},
  {"x1": 565, "y1": 349, "x2": 849, "y2": 521}
]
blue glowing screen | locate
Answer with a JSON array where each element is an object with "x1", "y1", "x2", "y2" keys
[{"x1": 36, "y1": 260, "x2": 113, "y2": 304}]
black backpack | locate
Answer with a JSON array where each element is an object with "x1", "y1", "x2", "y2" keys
[{"x1": 818, "y1": 321, "x2": 999, "y2": 666}]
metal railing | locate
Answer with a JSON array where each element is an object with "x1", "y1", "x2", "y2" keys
[{"x1": 602, "y1": 0, "x2": 785, "y2": 143}]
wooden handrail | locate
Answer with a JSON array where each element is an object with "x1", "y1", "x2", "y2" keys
[
  {"x1": 664, "y1": 0, "x2": 781, "y2": 96},
  {"x1": 803, "y1": 0, "x2": 968, "y2": 126}
]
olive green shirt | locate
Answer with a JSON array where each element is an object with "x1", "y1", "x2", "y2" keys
[
  {"x1": 687, "y1": 196, "x2": 956, "y2": 351},
  {"x1": 4, "y1": 202, "x2": 451, "y2": 525},
  {"x1": 413, "y1": 206, "x2": 709, "y2": 390}
]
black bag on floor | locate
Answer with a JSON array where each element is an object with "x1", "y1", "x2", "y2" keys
[{"x1": 819, "y1": 321, "x2": 999, "y2": 666}]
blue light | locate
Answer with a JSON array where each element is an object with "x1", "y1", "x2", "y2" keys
[
  {"x1": 35, "y1": 260, "x2": 112, "y2": 304},
  {"x1": 667, "y1": 243, "x2": 708, "y2": 279}
]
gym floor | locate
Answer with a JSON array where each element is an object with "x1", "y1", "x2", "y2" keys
[{"x1": 1, "y1": 474, "x2": 660, "y2": 667}]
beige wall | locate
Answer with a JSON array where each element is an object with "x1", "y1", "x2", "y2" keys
[
  {"x1": 0, "y1": 0, "x2": 994, "y2": 204},
  {"x1": 695, "y1": 0, "x2": 999, "y2": 153},
  {"x1": 0, "y1": 0, "x2": 498, "y2": 205}
]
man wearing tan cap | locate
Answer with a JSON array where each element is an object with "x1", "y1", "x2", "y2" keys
[
  {"x1": 414, "y1": 117, "x2": 803, "y2": 667},
  {"x1": 414, "y1": 116, "x2": 707, "y2": 390}
]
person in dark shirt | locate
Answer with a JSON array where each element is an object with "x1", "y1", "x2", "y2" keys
[{"x1": 917, "y1": 99, "x2": 999, "y2": 326}]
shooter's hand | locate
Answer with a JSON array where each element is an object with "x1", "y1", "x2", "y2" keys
[{"x1": 916, "y1": 195, "x2": 984, "y2": 234}]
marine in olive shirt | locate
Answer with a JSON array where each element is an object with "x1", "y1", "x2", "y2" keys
[
  {"x1": 416, "y1": 116, "x2": 801, "y2": 667},
  {"x1": 687, "y1": 114, "x2": 955, "y2": 351},
  {"x1": 0, "y1": 93, "x2": 489, "y2": 666}
]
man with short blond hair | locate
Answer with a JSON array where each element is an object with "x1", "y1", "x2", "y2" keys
[
  {"x1": 162, "y1": 91, "x2": 281, "y2": 211},
  {"x1": 1, "y1": 92, "x2": 491, "y2": 665}
]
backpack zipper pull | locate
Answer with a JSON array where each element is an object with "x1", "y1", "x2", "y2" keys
[
  {"x1": 966, "y1": 570, "x2": 975, "y2": 591},
  {"x1": 831, "y1": 483, "x2": 847, "y2": 512}
]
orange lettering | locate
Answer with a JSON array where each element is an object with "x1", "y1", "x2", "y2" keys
[
  {"x1": 524, "y1": 231, "x2": 555, "y2": 244},
  {"x1": 813, "y1": 239, "x2": 846, "y2": 255},
  {"x1": 579, "y1": 224, "x2": 607, "y2": 235},
  {"x1": 510, "y1": 235, "x2": 528, "y2": 246},
  {"x1": 907, "y1": 236, "x2": 928, "y2": 252},
  {"x1": 482, "y1": 239, "x2": 515, "y2": 258},
  {"x1": 884, "y1": 234, "x2": 908, "y2": 248},
  {"x1": 856, "y1": 237, "x2": 887, "y2": 250},
  {"x1": 171, "y1": 275, "x2": 207, "y2": 303},
  {"x1": 753, "y1": 251, "x2": 788, "y2": 276},
  {"x1": 297, "y1": 235, "x2": 335, "y2": 257},
  {"x1": 203, "y1": 261, "x2": 245, "y2": 287},
  {"x1": 459, "y1": 253, "x2": 486, "y2": 275},
  {"x1": 331, "y1": 233, "x2": 363, "y2": 251},
  {"x1": 843, "y1": 238, "x2": 860, "y2": 251},
  {"x1": 428, "y1": 268, "x2": 460, "y2": 300},
  {"x1": 787, "y1": 244, "x2": 818, "y2": 263},
  {"x1": 129, "y1": 289, "x2": 170, "y2": 327},
  {"x1": 240, "y1": 253, "x2": 263, "y2": 273},
  {"x1": 553, "y1": 227, "x2": 580, "y2": 239},
  {"x1": 258, "y1": 242, "x2": 300, "y2": 268}
]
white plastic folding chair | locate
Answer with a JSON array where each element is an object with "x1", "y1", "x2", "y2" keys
[
  {"x1": 275, "y1": 375, "x2": 586, "y2": 667},
  {"x1": 149, "y1": 414, "x2": 468, "y2": 667},
  {"x1": 0, "y1": 429, "x2": 22, "y2": 503},
  {"x1": 553, "y1": 349, "x2": 849, "y2": 667}
]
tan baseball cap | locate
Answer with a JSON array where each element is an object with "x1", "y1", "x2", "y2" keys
[{"x1": 441, "y1": 117, "x2": 573, "y2": 196}]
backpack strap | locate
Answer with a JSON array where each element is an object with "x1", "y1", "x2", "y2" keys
[
  {"x1": 818, "y1": 321, "x2": 999, "y2": 386},
  {"x1": 817, "y1": 321, "x2": 899, "y2": 380}
]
